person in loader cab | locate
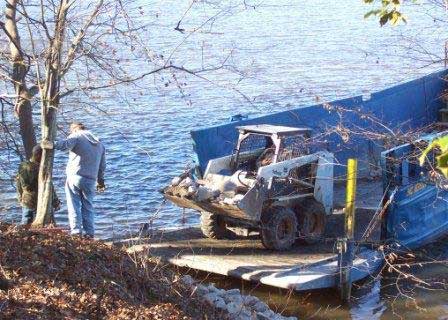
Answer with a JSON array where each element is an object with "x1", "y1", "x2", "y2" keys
[
  {"x1": 16, "y1": 145, "x2": 60, "y2": 225},
  {"x1": 41, "y1": 122, "x2": 106, "y2": 238}
]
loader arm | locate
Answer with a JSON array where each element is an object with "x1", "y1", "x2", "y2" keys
[{"x1": 257, "y1": 151, "x2": 334, "y2": 215}]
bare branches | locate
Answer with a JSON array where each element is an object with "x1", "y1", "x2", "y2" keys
[
  {"x1": 0, "y1": 98, "x2": 22, "y2": 161},
  {"x1": 34, "y1": 0, "x2": 71, "y2": 226},
  {"x1": 38, "y1": 0, "x2": 52, "y2": 40},
  {"x1": 0, "y1": 0, "x2": 258, "y2": 223},
  {"x1": 60, "y1": 0, "x2": 104, "y2": 76},
  {"x1": 173, "y1": 1, "x2": 195, "y2": 33}
]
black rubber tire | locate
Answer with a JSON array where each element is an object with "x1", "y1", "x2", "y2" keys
[
  {"x1": 260, "y1": 207, "x2": 298, "y2": 251},
  {"x1": 200, "y1": 212, "x2": 228, "y2": 239},
  {"x1": 296, "y1": 199, "x2": 326, "y2": 245}
]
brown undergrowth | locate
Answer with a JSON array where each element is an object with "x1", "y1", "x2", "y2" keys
[{"x1": 0, "y1": 222, "x2": 224, "y2": 319}]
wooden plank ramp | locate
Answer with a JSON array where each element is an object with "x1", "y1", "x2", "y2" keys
[{"x1": 126, "y1": 208, "x2": 384, "y2": 291}]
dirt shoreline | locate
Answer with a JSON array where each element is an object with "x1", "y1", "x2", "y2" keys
[{"x1": 0, "y1": 222, "x2": 226, "y2": 319}]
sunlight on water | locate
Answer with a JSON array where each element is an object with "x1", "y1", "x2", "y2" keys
[{"x1": 1, "y1": 1, "x2": 448, "y2": 318}]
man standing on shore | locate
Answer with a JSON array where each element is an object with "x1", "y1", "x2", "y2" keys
[
  {"x1": 42, "y1": 122, "x2": 106, "y2": 238},
  {"x1": 16, "y1": 146, "x2": 60, "y2": 224}
]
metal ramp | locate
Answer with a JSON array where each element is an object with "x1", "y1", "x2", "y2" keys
[{"x1": 126, "y1": 207, "x2": 383, "y2": 291}]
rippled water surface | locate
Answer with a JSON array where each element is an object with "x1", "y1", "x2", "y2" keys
[{"x1": 1, "y1": 0, "x2": 448, "y2": 318}]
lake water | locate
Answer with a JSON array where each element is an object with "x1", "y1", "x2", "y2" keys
[{"x1": 1, "y1": 0, "x2": 447, "y2": 318}]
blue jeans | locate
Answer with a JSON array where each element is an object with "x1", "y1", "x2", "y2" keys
[
  {"x1": 65, "y1": 175, "x2": 96, "y2": 237},
  {"x1": 21, "y1": 207, "x2": 35, "y2": 225}
]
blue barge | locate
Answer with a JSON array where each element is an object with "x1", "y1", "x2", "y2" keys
[{"x1": 142, "y1": 70, "x2": 448, "y2": 293}]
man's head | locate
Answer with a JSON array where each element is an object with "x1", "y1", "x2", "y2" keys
[
  {"x1": 70, "y1": 122, "x2": 86, "y2": 134},
  {"x1": 31, "y1": 145, "x2": 42, "y2": 163}
]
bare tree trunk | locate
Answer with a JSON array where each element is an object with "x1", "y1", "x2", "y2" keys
[
  {"x1": 5, "y1": 0, "x2": 36, "y2": 159},
  {"x1": 33, "y1": 0, "x2": 70, "y2": 227}
]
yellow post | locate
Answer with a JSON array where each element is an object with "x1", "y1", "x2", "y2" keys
[
  {"x1": 339, "y1": 158, "x2": 358, "y2": 302},
  {"x1": 345, "y1": 158, "x2": 358, "y2": 239}
]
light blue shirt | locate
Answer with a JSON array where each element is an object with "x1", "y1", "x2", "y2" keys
[{"x1": 55, "y1": 130, "x2": 106, "y2": 181}]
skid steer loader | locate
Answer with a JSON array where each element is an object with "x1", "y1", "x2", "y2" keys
[{"x1": 163, "y1": 124, "x2": 334, "y2": 250}]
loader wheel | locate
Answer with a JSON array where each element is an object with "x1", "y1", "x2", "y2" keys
[
  {"x1": 261, "y1": 207, "x2": 297, "y2": 251},
  {"x1": 297, "y1": 199, "x2": 326, "y2": 244},
  {"x1": 200, "y1": 212, "x2": 228, "y2": 239}
]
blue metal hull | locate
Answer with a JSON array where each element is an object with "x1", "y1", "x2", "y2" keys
[
  {"x1": 190, "y1": 69, "x2": 448, "y2": 177},
  {"x1": 387, "y1": 184, "x2": 448, "y2": 249},
  {"x1": 186, "y1": 69, "x2": 448, "y2": 290},
  {"x1": 381, "y1": 131, "x2": 448, "y2": 250},
  {"x1": 190, "y1": 68, "x2": 448, "y2": 250}
]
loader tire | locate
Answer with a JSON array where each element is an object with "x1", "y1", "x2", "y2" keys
[
  {"x1": 261, "y1": 207, "x2": 297, "y2": 251},
  {"x1": 297, "y1": 199, "x2": 326, "y2": 245},
  {"x1": 200, "y1": 212, "x2": 228, "y2": 239}
]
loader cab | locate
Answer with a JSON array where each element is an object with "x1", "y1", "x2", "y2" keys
[{"x1": 230, "y1": 125, "x2": 312, "y2": 174}]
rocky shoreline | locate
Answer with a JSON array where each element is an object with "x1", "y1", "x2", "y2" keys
[{"x1": 181, "y1": 275, "x2": 297, "y2": 320}]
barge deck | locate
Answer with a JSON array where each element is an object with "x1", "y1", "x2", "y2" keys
[{"x1": 127, "y1": 180, "x2": 384, "y2": 291}]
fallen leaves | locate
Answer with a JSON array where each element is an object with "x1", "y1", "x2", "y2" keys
[{"x1": 0, "y1": 222, "x2": 214, "y2": 320}]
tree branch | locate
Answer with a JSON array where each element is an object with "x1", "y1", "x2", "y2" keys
[{"x1": 60, "y1": 0, "x2": 104, "y2": 76}]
